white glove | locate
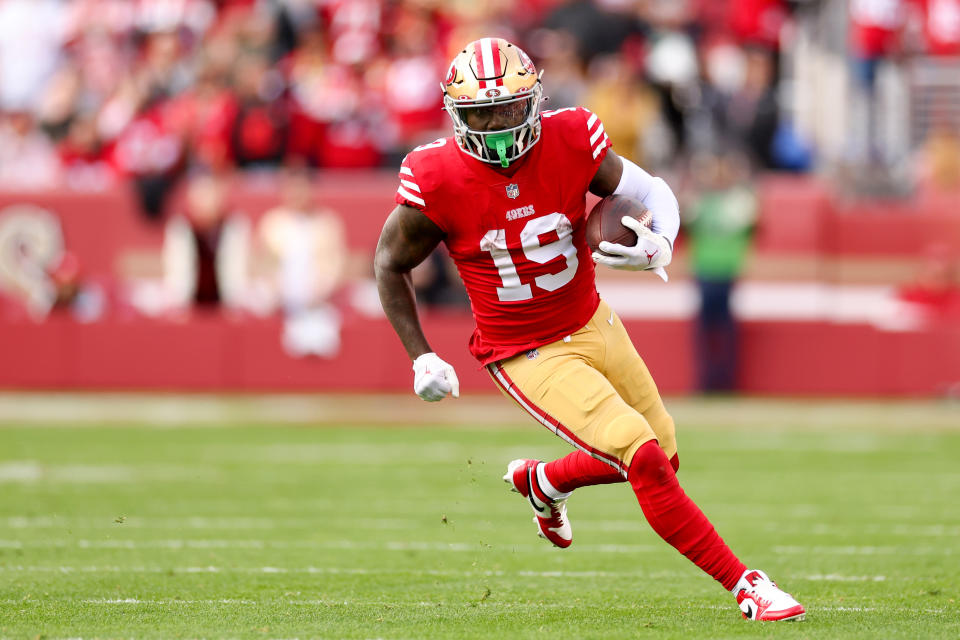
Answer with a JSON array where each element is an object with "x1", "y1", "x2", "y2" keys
[
  {"x1": 592, "y1": 215, "x2": 672, "y2": 282},
  {"x1": 412, "y1": 352, "x2": 460, "y2": 402}
]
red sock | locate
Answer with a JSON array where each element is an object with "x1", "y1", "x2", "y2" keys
[
  {"x1": 544, "y1": 449, "x2": 680, "y2": 493},
  {"x1": 543, "y1": 450, "x2": 624, "y2": 492},
  {"x1": 628, "y1": 440, "x2": 746, "y2": 591}
]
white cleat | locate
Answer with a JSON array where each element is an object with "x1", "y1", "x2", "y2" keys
[
  {"x1": 503, "y1": 459, "x2": 572, "y2": 548},
  {"x1": 734, "y1": 569, "x2": 806, "y2": 621}
]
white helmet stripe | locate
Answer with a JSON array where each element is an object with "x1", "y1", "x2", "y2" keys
[{"x1": 480, "y1": 38, "x2": 496, "y2": 88}]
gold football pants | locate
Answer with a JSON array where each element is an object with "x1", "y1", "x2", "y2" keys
[{"x1": 487, "y1": 299, "x2": 676, "y2": 476}]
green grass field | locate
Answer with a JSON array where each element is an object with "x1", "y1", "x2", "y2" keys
[{"x1": 0, "y1": 395, "x2": 958, "y2": 639}]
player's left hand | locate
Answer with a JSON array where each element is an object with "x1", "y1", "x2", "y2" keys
[{"x1": 592, "y1": 216, "x2": 672, "y2": 281}]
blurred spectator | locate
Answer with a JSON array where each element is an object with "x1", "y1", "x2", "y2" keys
[
  {"x1": 727, "y1": 0, "x2": 788, "y2": 51},
  {"x1": 324, "y1": 0, "x2": 383, "y2": 66},
  {"x1": 917, "y1": 126, "x2": 960, "y2": 190},
  {"x1": 642, "y1": 7, "x2": 701, "y2": 159},
  {"x1": 848, "y1": 0, "x2": 907, "y2": 168},
  {"x1": 0, "y1": 0, "x2": 67, "y2": 112},
  {"x1": 541, "y1": 0, "x2": 640, "y2": 63},
  {"x1": 528, "y1": 29, "x2": 589, "y2": 110},
  {"x1": 376, "y1": 6, "x2": 446, "y2": 154},
  {"x1": 108, "y1": 83, "x2": 185, "y2": 219},
  {"x1": 0, "y1": 111, "x2": 61, "y2": 189},
  {"x1": 57, "y1": 111, "x2": 118, "y2": 191},
  {"x1": 168, "y1": 58, "x2": 239, "y2": 171},
  {"x1": 692, "y1": 43, "x2": 780, "y2": 169},
  {"x1": 583, "y1": 54, "x2": 660, "y2": 165},
  {"x1": 684, "y1": 149, "x2": 758, "y2": 393},
  {"x1": 258, "y1": 166, "x2": 346, "y2": 357},
  {"x1": 230, "y1": 52, "x2": 287, "y2": 168},
  {"x1": 912, "y1": 0, "x2": 960, "y2": 56},
  {"x1": 160, "y1": 171, "x2": 250, "y2": 311}
]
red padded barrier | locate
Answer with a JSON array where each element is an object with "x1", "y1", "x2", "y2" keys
[{"x1": 1, "y1": 174, "x2": 958, "y2": 395}]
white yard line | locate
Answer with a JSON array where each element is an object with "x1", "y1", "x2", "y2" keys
[
  {"x1": 0, "y1": 565, "x2": 896, "y2": 582},
  {"x1": 0, "y1": 597, "x2": 947, "y2": 615},
  {"x1": 1, "y1": 393, "x2": 958, "y2": 432},
  {"x1": 0, "y1": 516, "x2": 427, "y2": 530},
  {"x1": 0, "y1": 462, "x2": 220, "y2": 484},
  {"x1": 0, "y1": 538, "x2": 952, "y2": 555},
  {"x1": 5, "y1": 515, "x2": 960, "y2": 534}
]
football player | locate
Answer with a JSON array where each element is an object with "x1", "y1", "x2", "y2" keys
[{"x1": 375, "y1": 37, "x2": 804, "y2": 622}]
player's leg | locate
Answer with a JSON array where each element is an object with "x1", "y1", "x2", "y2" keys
[
  {"x1": 597, "y1": 301, "x2": 803, "y2": 620},
  {"x1": 493, "y1": 301, "x2": 804, "y2": 619},
  {"x1": 490, "y1": 338, "x2": 659, "y2": 548},
  {"x1": 531, "y1": 302, "x2": 680, "y2": 496},
  {"x1": 535, "y1": 301, "x2": 681, "y2": 494},
  {"x1": 542, "y1": 449, "x2": 624, "y2": 492},
  {"x1": 597, "y1": 301, "x2": 680, "y2": 470}
]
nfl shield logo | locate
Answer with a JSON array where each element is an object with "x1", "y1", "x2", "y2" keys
[{"x1": 506, "y1": 183, "x2": 519, "y2": 199}]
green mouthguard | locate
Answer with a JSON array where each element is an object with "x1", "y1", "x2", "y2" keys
[{"x1": 485, "y1": 132, "x2": 514, "y2": 168}]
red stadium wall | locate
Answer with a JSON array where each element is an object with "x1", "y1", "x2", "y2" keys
[
  {"x1": 1, "y1": 313, "x2": 957, "y2": 396},
  {"x1": 0, "y1": 173, "x2": 958, "y2": 396}
]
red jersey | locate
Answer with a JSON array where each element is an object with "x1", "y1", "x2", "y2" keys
[
  {"x1": 849, "y1": 0, "x2": 905, "y2": 57},
  {"x1": 917, "y1": 0, "x2": 960, "y2": 55},
  {"x1": 395, "y1": 107, "x2": 612, "y2": 364}
]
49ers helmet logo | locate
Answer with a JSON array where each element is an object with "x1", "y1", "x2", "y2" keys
[
  {"x1": 444, "y1": 61, "x2": 458, "y2": 86},
  {"x1": 484, "y1": 88, "x2": 501, "y2": 98},
  {"x1": 517, "y1": 49, "x2": 536, "y2": 75}
]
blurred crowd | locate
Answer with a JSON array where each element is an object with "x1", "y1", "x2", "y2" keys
[
  {"x1": 1, "y1": 0, "x2": 958, "y2": 194},
  {"x1": 0, "y1": 0, "x2": 821, "y2": 204}
]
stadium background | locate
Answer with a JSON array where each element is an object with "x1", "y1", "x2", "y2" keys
[
  {"x1": 0, "y1": 0, "x2": 957, "y2": 396},
  {"x1": 0, "y1": 2, "x2": 959, "y2": 638}
]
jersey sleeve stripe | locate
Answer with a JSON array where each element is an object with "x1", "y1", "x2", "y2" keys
[
  {"x1": 592, "y1": 135, "x2": 609, "y2": 159},
  {"x1": 399, "y1": 166, "x2": 414, "y2": 177},
  {"x1": 397, "y1": 186, "x2": 425, "y2": 206},
  {"x1": 589, "y1": 123, "x2": 606, "y2": 146},
  {"x1": 400, "y1": 179, "x2": 421, "y2": 193},
  {"x1": 586, "y1": 111, "x2": 598, "y2": 129}
]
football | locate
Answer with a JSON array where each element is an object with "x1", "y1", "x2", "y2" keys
[{"x1": 585, "y1": 195, "x2": 653, "y2": 255}]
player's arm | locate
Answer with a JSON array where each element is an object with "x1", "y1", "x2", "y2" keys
[
  {"x1": 375, "y1": 204, "x2": 444, "y2": 359},
  {"x1": 375, "y1": 204, "x2": 460, "y2": 401},
  {"x1": 589, "y1": 149, "x2": 678, "y2": 280}
]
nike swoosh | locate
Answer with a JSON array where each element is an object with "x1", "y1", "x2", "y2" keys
[
  {"x1": 745, "y1": 604, "x2": 754, "y2": 619},
  {"x1": 527, "y1": 468, "x2": 547, "y2": 515}
]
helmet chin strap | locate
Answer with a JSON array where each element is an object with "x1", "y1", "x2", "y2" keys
[{"x1": 485, "y1": 131, "x2": 514, "y2": 168}]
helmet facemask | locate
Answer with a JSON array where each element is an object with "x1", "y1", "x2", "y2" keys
[{"x1": 443, "y1": 82, "x2": 543, "y2": 168}]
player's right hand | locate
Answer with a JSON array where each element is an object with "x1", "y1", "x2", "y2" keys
[
  {"x1": 592, "y1": 217, "x2": 672, "y2": 281},
  {"x1": 412, "y1": 352, "x2": 460, "y2": 402}
]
